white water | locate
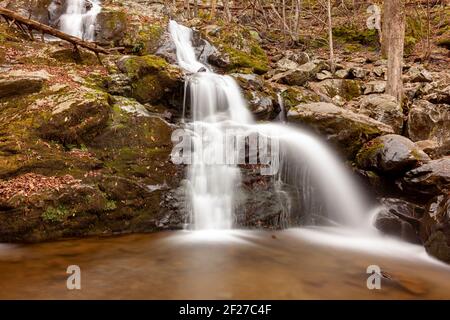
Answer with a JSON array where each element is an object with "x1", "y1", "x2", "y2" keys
[
  {"x1": 56, "y1": 0, "x2": 101, "y2": 41},
  {"x1": 169, "y1": 20, "x2": 370, "y2": 230}
]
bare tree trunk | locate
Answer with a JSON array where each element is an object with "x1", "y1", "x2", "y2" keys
[
  {"x1": 381, "y1": 0, "x2": 390, "y2": 58},
  {"x1": 184, "y1": 0, "x2": 191, "y2": 19},
  {"x1": 327, "y1": 0, "x2": 335, "y2": 73},
  {"x1": 385, "y1": 0, "x2": 405, "y2": 102},
  {"x1": 223, "y1": 0, "x2": 231, "y2": 21}
]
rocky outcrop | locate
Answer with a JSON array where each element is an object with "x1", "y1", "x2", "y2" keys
[
  {"x1": 357, "y1": 94, "x2": 404, "y2": 133},
  {"x1": 402, "y1": 157, "x2": 450, "y2": 196},
  {"x1": 287, "y1": 102, "x2": 394, "y2": 158},
  {"x1": 407, "y1": 100, "x2": 450, "y2": 142},
  {"x1": 270, "y1": 61, "x2": 328, "y2": 86},
  {"x1": 231, "y1": 73, "x2": 278, "y2": 120},
  {"x1": 38, "y1": 89, "x2": 111, "y2": 145},
  {"x1": 0, "y1": 70, "x2": 49, "y2": 98},
  {"x1": 420, "y1": 193, "x2": 450, "y2": 263},
  {"x1": 356, "y1": 134, "x2": 430, "y2": 174},
  {"x1": 309, "y1": 79, "x2": 362, "y2": 102},
  {"x1": 115, "y1": 55, "x2": 183, "y2": 105}
]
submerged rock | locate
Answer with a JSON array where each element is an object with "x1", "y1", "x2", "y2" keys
[
  {"x1": 356, "y1": 134, "x2": 430, "y2": 174},
  {"x1": 287, "y1": 102, "x2": 394, "y2": 158}
]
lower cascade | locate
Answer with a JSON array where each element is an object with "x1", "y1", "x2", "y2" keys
[
  {"x1": 168, "y1": 20, "x2": 370, "y2": 231},
  {"x1": 50, "y1": 0, "x2": 101, "y2": 40}
]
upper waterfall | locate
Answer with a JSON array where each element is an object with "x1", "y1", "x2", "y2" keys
[
  {"x1": 51, "y1": 0, "x2": 101, "y2": 41},
  {"x1": 168, "y1": 20, "x2": 371, "y2": 230}
]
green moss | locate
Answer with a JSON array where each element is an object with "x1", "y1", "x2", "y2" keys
[
  {"x1": 105, "y1": 200, "x2": 117, "y2": 211},
  {"x1": 356, "y1": 140, "x2": 384, "y2": 165},
  {"x1": 42, "y1": 206, "x2": 70, "y2": 222},
  {"x1": 121, "y1": 55, "x2": 168, "y2": 78},
  {"x1": 333, "y1": 25, "x2": 378, "y2": 46},
  {"x1": 341, "y1": 80, "x2": 362, "y2": 101},
  {"x1": 204, "y1": 24, "x2": 269, "y2": 74}
]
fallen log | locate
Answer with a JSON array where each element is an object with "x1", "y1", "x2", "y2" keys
[{"x1": 0, "y1": 7, "x2": 109, "y2": 56}]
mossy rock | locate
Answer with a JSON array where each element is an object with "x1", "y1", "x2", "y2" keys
[
  {"x1": 287, "y1": 102, "x2": 394, "y2": 158},
  {"x1": 122, "y1": 22, "x2": 165, "y2": 55},
  {"x1": 116, "y1": 55, "x2": 183, "y2": 104},
  {"x1": 333, "y1": 25, "x2": 378, "y2": 47},
  {"x1": 202, "y1": 24, "x2": 269, "y2": 74},
  {"x1": 37, "y1": 89, "x2": 111, "y2": 145},
  {"x1": 95, "y1": 9, "x2": 128, "y2": 46}
]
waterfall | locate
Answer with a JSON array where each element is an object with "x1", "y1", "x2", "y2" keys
[
  {"x1": 169, "y1": 20, "x2": 370, "y2": 230},
  {"x1": 54, "y1": 0, "x2": 101, "y2": 41}
]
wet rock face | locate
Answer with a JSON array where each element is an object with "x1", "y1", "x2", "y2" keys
[
  {"x1": 287, "y1": 102, "x2": 394, "y2": 158},
  {"x1": 407, "y1": 100, "x2": 450, "y2": 142},
  {"x1": 402, "y1": 158, "x2": 450, "y2": 196},
  {"x1": 356, "y1": 134, "x2": 430, "y2": 174},
  {"x1": 374, "y1": 198, "x2": 424, "y2": 243},
  {"x1": 420, "y1": 193, "x2": 450, "y2": 263},
  {"x1": 231, "y1": 73, "x2": 278, "y2": 120},
  {"x1": 357, "y1": 94, "x2": 403, "y2": 133}
]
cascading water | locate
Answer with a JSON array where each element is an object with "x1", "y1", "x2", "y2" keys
[
  {"x1": 169, "y1": 20, "x2": 370, "y2": 231},
  {"x1": 53, "y1": 0, "x2": 101, "y2": 41}
]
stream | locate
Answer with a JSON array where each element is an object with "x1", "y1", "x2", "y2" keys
[{"x1": 0, "y1": 229, "x2": 449, "y2": 299}]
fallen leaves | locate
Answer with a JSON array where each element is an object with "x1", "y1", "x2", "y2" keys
[{"x1": 0, "y1": 173, "x2": 81, "y2": 201}]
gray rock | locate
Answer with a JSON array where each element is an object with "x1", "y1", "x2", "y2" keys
[
  {"x1": 270, "y1": 61, "x2": 326, "y2": 86},
  {"x1": 276, "y1": 57, "x2": 299, "y2": 70},
  {"x1": 356, "y1": 134, "x2": 430, "y2": 174},
  {"x1": 406, "y1": 65, "x2": 433, "y2": 83},
  {"x1": 287, "y1": 102, "x2": 394, "y2": 158},
  {"x1": 308, "y1": 79, "x2": 362, "y2": 101},
  {"x1": 403, "y1": 157, "x2": 450, "y2": 195},
  {"x1": 407, "y1": 100, "x2": 450, "y2": 142},
  {"x1": 420, "y1": 194, "x2": 450, "y2": 263},
  {"x1": 363, "y1": 80, "x2": 386, "y2": 94},
  {"x1": 0, "y1": 70, "x2": 49, "y2": 98},
  {"x1": 316, "y1": 70, "x2": 333, "y2": 80},
  {"x1": 350, "y1": 67, "x2": 368, "y2": 79},
  {"x1": 374, "y1": 198, "x2": 423, "y2": 243},
  {"x1": 358, "y1": 94, "x2": 404, "y2": 133}
]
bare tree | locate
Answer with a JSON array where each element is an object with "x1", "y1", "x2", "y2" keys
[
  {"x1": 385, "y1": 0, "x2": 406, "y2": 102},
  {"x1": 326, "y1": 0, "x2": 335, "y2": 73}
]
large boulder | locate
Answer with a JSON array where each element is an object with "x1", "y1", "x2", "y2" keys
[
  {"x1": 420, "y1": 193, "x2": 450, "y2": 263},
  {"x1": 357, "y1": 94, "x2": 404, "y2": 133},
  {"x1": 407, "y1": 100, "x2": 450, "y2": 142},
  {"x1": 38, "y1": 88, "x2": 111, "y2": 145},
  {"x1": 116, "y1": 55, "x2": 183, "y2": 105},
  {"x1": 403, "y1": 157, "x2": 450, "y2": 196},
  {"x1": 374, "y1": 198, "x2": 424, "y2": 243},
  {"x1": 309, "y1": 79, "x2": 362, "y2": 102},
  {"x1": 271, "y1": 61, "x2": 328, "y2": 86},
  {"x1": 0, "y1": 70, "x2": 49, "y2": 98},
  {"x1": 95, "y1": 8, "x2": 128, "y2": 46},
  {"x1": 231, "y1": 73, "x2": 278, "y2": 120},
  {"x1": 356, "y1": 134, "x2": 430, "y2": 174},
  {"x1": 287, "y1": 102, "x2": 394, "y2": 158}
]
